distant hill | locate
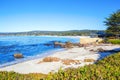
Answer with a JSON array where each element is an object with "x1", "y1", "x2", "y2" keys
[{"x1": 0, "y1": 30, "x2": 104, "y2": 36}]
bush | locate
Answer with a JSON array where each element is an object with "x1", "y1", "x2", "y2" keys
[
  {"x1": 0, "y1": 52, "x2": 120, "y2": 80},
  {"x1": 108, "y1": 39, "x2": 120, "y2": 44},
  {"x1": 0, "y1": 71, "x2": 46, "y2": 80},
  {"x1": 45, "y1": 52, "x2": 120, "y2": 80}
]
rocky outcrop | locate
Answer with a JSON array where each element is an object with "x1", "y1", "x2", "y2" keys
[
  {"x1": 63, "y1": 41, "x2": 73, "y2": 48},
  {"x1": 54, "y1": 41, "x2": 74, "y2": 48},
  {"x1": 73, "y1": 43, "x2": 83, "y2": 47},
  {"x1": 54, "y1": 41, "x2": 65, "y2": 48},
  {"x1": 97, "y1": 48, "x2": 105, "y2": 52}
]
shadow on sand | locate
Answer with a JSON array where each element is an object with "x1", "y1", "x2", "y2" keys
[{"x1": 97, "y1": 47, "x2": 120, "y2": 60}]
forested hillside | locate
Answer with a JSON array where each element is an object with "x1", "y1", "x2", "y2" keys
[{"x1": 0, "y1": 30, "x2": 104, "y2": 36}]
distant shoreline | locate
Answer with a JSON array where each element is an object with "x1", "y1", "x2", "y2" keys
[{"x1": 0, "y1": 30, "x2": 104, "y2": 37}]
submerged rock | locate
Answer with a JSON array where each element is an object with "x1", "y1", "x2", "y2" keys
[
  {"x1": 44, "y1": 43, "x2": 52, "y2": 46},
  {"x1": 54, "y1": 41, "x2": 65, "y2": 48},
  {"x1": 13, "y1": 53, "x2": 23, "y2": 58}
]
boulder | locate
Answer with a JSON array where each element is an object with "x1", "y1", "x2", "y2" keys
[
  {"x1": 89, "y1": 49, "x2": 94, "y2": 52},
  {"x1": 97, "y1": 48, "x2": 105, "y2": 52},
  {"x1": 54, "y1": 41, "x2": 65, "y2": 48},
  {"x1": 63, "y1": 41, "x2": 73, "y2": 48},
  {"x1": 14, "y1": 53, "x2": 23, "y2": 58},
  {"x1": 73, "y1": 43, "x2": 82, "y2": 47}
]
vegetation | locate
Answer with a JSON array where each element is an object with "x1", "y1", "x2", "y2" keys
[
  {"x1": 0, "y1": 52, "x2": 120, "y2": 80},
  {"x1": 104, "y1": 10, "x2": 120, "y2": 38},
  {"x1": 108, "y1": 39, "x2": 120, "y2": 44},
  {"x1": 0, "y1": 30, "x2": 104, "y2": 36},
  {"x1": 0, "y1": 71, "x2": 46, "y2": 80},
  {"x1": 46, "y1": 52, "x2": 120, "y2": 80}
]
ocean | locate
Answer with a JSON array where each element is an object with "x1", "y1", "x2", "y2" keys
[{"x1": 0, "y1": 36, "x2": 79, "y2": 67}]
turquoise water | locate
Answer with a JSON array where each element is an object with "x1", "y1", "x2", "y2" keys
[{"x1": 0, "y1": 36, "x2": 79, "y2": 67}]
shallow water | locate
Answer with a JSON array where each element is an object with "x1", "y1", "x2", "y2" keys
[{"x1": 0, "y1": 36, "x2": 79, "y2": 67}]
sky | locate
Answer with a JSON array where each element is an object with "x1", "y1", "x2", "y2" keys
[{"x1": 0, "y1": 0, "x2": 120, "y2": 32}]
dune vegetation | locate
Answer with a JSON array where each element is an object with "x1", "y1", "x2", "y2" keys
[
  {"x1": 0, "y1": 52, "x2": 120, "y2": 80},
  {"x1": 108, "y1": 39, "x2": 120, "y2": 44},
  {"x1": 45, "y1": 52, "x2": 120, "y2": 80}
]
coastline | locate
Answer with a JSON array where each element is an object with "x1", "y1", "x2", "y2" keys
[
  {"x1": 0, "y1": 36, "x2": 80, "y2": 68},
  {"x1": 0, "y1": 43, "x2": 120, "y2": 74},
  {"x1": 0, "y1": 48, "x2": 65, "y2": 68}
]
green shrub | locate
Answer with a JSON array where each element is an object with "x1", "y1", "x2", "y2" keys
[
  {"x1": 0, "y1": 52, "x2": 120, "y2": 80},
  {"x1": 0, "y1": 71, "x2": 46, "y2": 80},
  {"x1": 45, "y1": 52, "x2": 120, "y2": 80},
  {"x1": 108, "y1": 39, "x2": 120, "y2": 44}
]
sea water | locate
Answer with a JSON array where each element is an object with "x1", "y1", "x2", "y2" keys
[{"x1": 0, "y1": 36, "x2": 79, "y2": 67}]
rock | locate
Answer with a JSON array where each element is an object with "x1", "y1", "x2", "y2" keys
[
  {"x1": 54, "y1": 41, "x2": 74, "y2": 48},
  {"x1": 89, "y1": 49, "x2": 95, "y2": 52},
  {"x1": 63, "y1": 41, "x2": 73, "y2": 48},
  {"x1": 54, "y1": 41, "x2": 65, "y2": 48},
  {"x1": 97, "y1": 48, "x2": 105, "y2": 52},
  {"x1": 14, "y1": 53, "x2": 23, "y2": 58},
  {"x1": 73, "y1": 43, "x2": 82, "y2": 47},
  {"x1": 42, "y1": 57, "x2": 60, "y2": 62}
]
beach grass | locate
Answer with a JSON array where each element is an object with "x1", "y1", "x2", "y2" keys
[{"x1": 108, "y1": 39, "x2": 120, "y2": 44}]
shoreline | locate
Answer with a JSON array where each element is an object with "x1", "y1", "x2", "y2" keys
[
  {"x1": 0, "y1": 43, "x2": 120, "y2": 74},
  {"x1": 0, "y1": 35, "x2": 90, "y2": 39},
  {"x1": 0, "y1": 48, "x2": 65, "y2": 68},
  {"x1": 0, "y1": 35, "x2": 80, "y2": 68}
]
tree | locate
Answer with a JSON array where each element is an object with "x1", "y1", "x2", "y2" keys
[{"x1": 104, "y1": 10, "x2": 120, "y2": 37}]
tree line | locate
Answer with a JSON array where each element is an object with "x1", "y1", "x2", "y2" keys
[
  {"x1": 104, "y1": 9, "x2": 120, "y2": 38},
  {"x1": 0, "y1": 30, "x2": 104, "y2": 36}
]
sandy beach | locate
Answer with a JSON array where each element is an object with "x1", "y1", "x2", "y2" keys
[{"x1": 0, "y1": 43, "x2": 120, "y2": 74}]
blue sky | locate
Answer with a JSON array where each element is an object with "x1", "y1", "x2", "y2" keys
[{"x1": 0, "y1": 0, "x2": 120, "y2": 32}]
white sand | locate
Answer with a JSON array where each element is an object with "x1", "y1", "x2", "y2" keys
[{"x1": 0, "y1": 44, "x2": 120, "y2": 74}]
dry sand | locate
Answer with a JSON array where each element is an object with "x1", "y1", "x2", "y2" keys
[{"x1": 0, "y1": 43, "x2": 120, "y2": 74}]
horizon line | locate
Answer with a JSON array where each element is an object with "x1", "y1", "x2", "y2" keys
[{"x1": 0, "y1": 29, "x2": 105, "y2": 33}]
